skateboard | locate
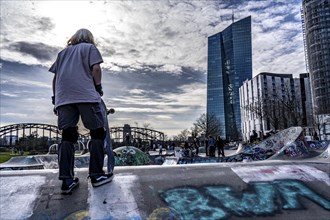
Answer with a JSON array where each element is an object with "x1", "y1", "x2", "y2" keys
[{"x1": 100, "y1": 99, "x2": 115, "y2": 174}]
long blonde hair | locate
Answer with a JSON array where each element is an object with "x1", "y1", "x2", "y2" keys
[{"x1": 67, "y1": 28, "x2": 95, "y2": 46}]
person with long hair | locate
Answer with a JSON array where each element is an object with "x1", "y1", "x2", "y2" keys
[{"x1": 50, "y1": 29, "x2": 113, "y2": 194}]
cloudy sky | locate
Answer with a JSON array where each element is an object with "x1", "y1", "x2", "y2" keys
[{"x1": 0, "y1": 0, "x2": 306, "y2": 137}]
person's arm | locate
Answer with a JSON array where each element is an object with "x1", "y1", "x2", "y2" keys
[
  {"x1": 92, "y1": 63, "x2": 102, "y2": 85},
  {"x1": 51, "y1": 75, "x2": 57, "y2": 114},
  {"x1": 52, "y1": 75, "x2": 56, "y2": 96},
  {"x1": 92, "y1": 63, "x2": 103, "y2": 96},
  {"x1": 52, "y1": 75, "x2": 56, "y2": 105}
]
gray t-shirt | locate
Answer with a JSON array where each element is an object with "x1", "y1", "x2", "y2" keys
[{"x1": 49, "y1": 43, "x2": 103, "y2": 108}]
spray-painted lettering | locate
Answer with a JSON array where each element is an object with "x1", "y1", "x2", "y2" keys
[{"x1": 160, "y1": 180, "x2": 330, "y2": 219}]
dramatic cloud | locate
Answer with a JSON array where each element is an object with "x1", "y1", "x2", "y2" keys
[
  {"x1": 8, "y1": 41, "x2": 60, "y2": 61},
  {"x1": 0, "y1": 0, "x2": 305, "y2": 136}
]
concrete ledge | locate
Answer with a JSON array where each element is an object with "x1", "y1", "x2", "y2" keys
[{"x1": 1, "y1": 161, "x2": 330, "y2": 220}]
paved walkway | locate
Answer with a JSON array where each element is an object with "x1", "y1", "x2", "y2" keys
[{"x1": 1, "y1": 161, "x2": 330, "y2": 220}]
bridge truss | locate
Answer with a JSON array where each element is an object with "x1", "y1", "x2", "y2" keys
[
  {"x1": 1, "y1": 123, "x2": 165, "y2": 146},
  {"x1": 110, "y1": 126, "x2": 164, "y2": 143}
]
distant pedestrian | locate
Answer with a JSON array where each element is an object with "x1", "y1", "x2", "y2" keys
[
  {"x1": 205, "y1": 138, "x2": 209, "y2": 156},
  {"x1": 208, "y1": 136, "x2": 216, "y2": 157},
  {"x1": 183, "y1": 141, "x2": 191, "y2": 157},
  {"x1": 250, "y1": 130, "x2": 258, "y2": 143},
  {"x1": 216, "y1": 136, "x2": 225, "y2": 157},
  {"x1": 193, "y1": 138, "x2": 200, "y2": 156},
  {"x1": 159, "y1": 144, "x2": 163, "y2": 155},
  {"x1": 50, "y1": 28, "x2": 113, "y2": 194},
  {"x1": 171, "y1": 142, "x2": 176, "y2": 150}
]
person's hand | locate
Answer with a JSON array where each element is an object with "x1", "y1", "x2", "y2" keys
[{"x1": 95, "y1": 84, "x2": 103, "y2": 96}]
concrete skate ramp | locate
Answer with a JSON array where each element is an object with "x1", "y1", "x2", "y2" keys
[
  {"x1": 1, "y1": 162, "x2": 330, "y2": 220},
  {"x1": 304, "y1": 142, "x2": 330, "y2": 163},
  {"x1": 255, "y1": 127, "x2": 304, "y2": 158},
  {"x1": 250, "y1": 127, "x2": 328, "y2": 161},
  {"x1": 0, "y1": 156, "x2": 44, "y2": 170},
  {"x1": 265, "y1": 128, "x2": 328, "y2": 160},
  {"x1": 0, "y1": 146, "x2": 152, "y2": 170},
  {"x1": 318, "y1": 142, "x2": 330, "y2": 159},
  {"x1": 177, "y1": 127, "x2": 329, "y2": 164},
  {"x1": 235, "y1": 143, "x2": 246, "y2": 154},
  {"x1": 232, "y1": 127, "x2": 305, "y2": 158},
  {"x1": 0, "y1": 154, "x2": 90, "y2": 170},
  {"x1": 222, "y1": 127, "x2": 307, "y2": 162},
  {"x1": 163, "y1": 157, "x2": 179, "y2": 165}
]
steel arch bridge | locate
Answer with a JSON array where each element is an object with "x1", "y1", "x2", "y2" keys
[
  {"x1": 0, "y1": 123, "x2": 61, "y2": 139},
  {"x1": 0, "y1": 123, "x2": 165, "y2": 145},
  {"x1": 110, "y1": 126, "x2": 164, "y2": 143}
]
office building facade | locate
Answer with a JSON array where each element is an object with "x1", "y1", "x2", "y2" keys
[
  {"x1": 302, "y1": 0, "x2": 330, "y2": 139},
  {"x1": 207, "y1": 16, "x2": 252, "y2": 140},
  {"x1": 240, "y1": 72, "x2": 313, "y2": 142}
]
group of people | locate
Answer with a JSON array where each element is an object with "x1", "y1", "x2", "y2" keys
[
  {"x1": 178, "y1": 136, "x2": 226, "y2": 158},
  {"x1": 206, "y1": 136, "x2": 225, "y2": 157}
]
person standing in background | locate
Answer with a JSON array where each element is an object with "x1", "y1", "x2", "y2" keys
[{"x1": 216, "y1": 136, "x2": 225, "y2": 157}]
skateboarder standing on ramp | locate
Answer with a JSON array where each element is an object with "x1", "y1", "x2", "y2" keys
[{"x1": 50, "y1": 28, "x2": 114, "y2": 194}]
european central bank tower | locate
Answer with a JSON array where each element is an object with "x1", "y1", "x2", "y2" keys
[
  {"x1": 302, "y1": 0, "x2": 330, "y2": 139},
  {"x1": 207, "y1": 16, "x2": 252, "y2": 141}
]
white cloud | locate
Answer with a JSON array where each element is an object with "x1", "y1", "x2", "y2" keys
[
  {"x1": 1, "y1": 0, "x2": 305, "y2": 74},
  {"x1": 0, "y1": 0, "x2": 307, "y2": 137},
  {"x1": 0, "y1": 92, "x2": 18, "y2": 98},
  {"x1": 1, "y1": 113, "x2": 28, "y2": 118}
]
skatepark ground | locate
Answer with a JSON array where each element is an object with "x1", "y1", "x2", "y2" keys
[
  {"x1": 1, "y1": 126, "x2": 330, "y2": 219},
  {"x1": 1, "y1": 159, "x2": 329, "y2": 220}
]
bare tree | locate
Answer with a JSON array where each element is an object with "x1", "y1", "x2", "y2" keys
[
  {"x1": 178, "y1": 129, "x2": 190, "y2": 141},
  {"x1": 193, "y1": 113, "x2": 221, "y2": 138},
  {"x1": 244, "y1": 84, "x2": 305, "y2": 134},
  {"x1": 190, "y1": 125, "x2": 199, "y2": 139},
  {"x1": 243, "y1": 98, "x2": 267, "y2": 135},
  {"x1": 278, "y1": 86, "x2": 304, "y2": 127},
  {"x1": 263, "y1": 98, "x2": 282, "y2": 130},
  {"x1": 143, "y1": 122, "x2": 151, "y2": 129}
]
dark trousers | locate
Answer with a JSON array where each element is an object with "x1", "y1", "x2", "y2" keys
[
  {"x1": 88, "y1": 139, "x2": 106, "y2": 177},
  {"x1": 217, "y1": 146, "x2": 225, "y2": 157},
  {"x1": 58, "y1": 140, "x2": 105, "y2": 179},
  {"x1": 57, "y1": 103, "x2": 105, "y2": 180},
  {"x1": 58, "y1": 141, "x2": 75, "y2": 179}
]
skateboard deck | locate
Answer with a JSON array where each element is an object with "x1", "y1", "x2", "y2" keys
[{"x1": 101, "y1": 99, "x2": 115, "y2": 174}]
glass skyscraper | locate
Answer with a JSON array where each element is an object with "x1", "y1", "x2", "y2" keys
[
  {"x1": 302, "y1": 0, "x2": 330, "y2": 115},
  {"x1": 302, "y1": 0, "x2": 330, "y2": 140},
  {"x1": 207, "y1": 16, "x2": 252, "y2": 140}
]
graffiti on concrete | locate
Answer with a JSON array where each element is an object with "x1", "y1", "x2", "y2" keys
[
  {"x1": 177, "y1": 128, "x2": 330, "y2": 164},
  {"x1": 160, "y1": 180, "x2": 330, "y2": 219},
  {"x1": 308, "y1": 141, "x2": 329, "y2": 151},
  {"x1": 232, "y1": 165, "x2": 330, "y2": 186},
  {"x1": 113, "y1": 146, "x2": 151, "y2": 166}
]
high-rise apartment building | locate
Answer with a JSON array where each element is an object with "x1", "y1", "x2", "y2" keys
[
  {"x1": 240, "y1": 72, "x2": 313, "y2": 142},
  {"x1": 207, "y1": 16, "x2": 252, "y2": 140},
  {"x1": 302, "y1": 0, "x2": 330, "y2": 140}
]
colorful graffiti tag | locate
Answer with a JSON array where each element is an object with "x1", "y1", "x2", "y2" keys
[
  {"x1": 113, "y1": 146, "x2": 151, "y2": 166},
  {"x1": 160, "y1": 180, "x2": 330, "y2": 219}
]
